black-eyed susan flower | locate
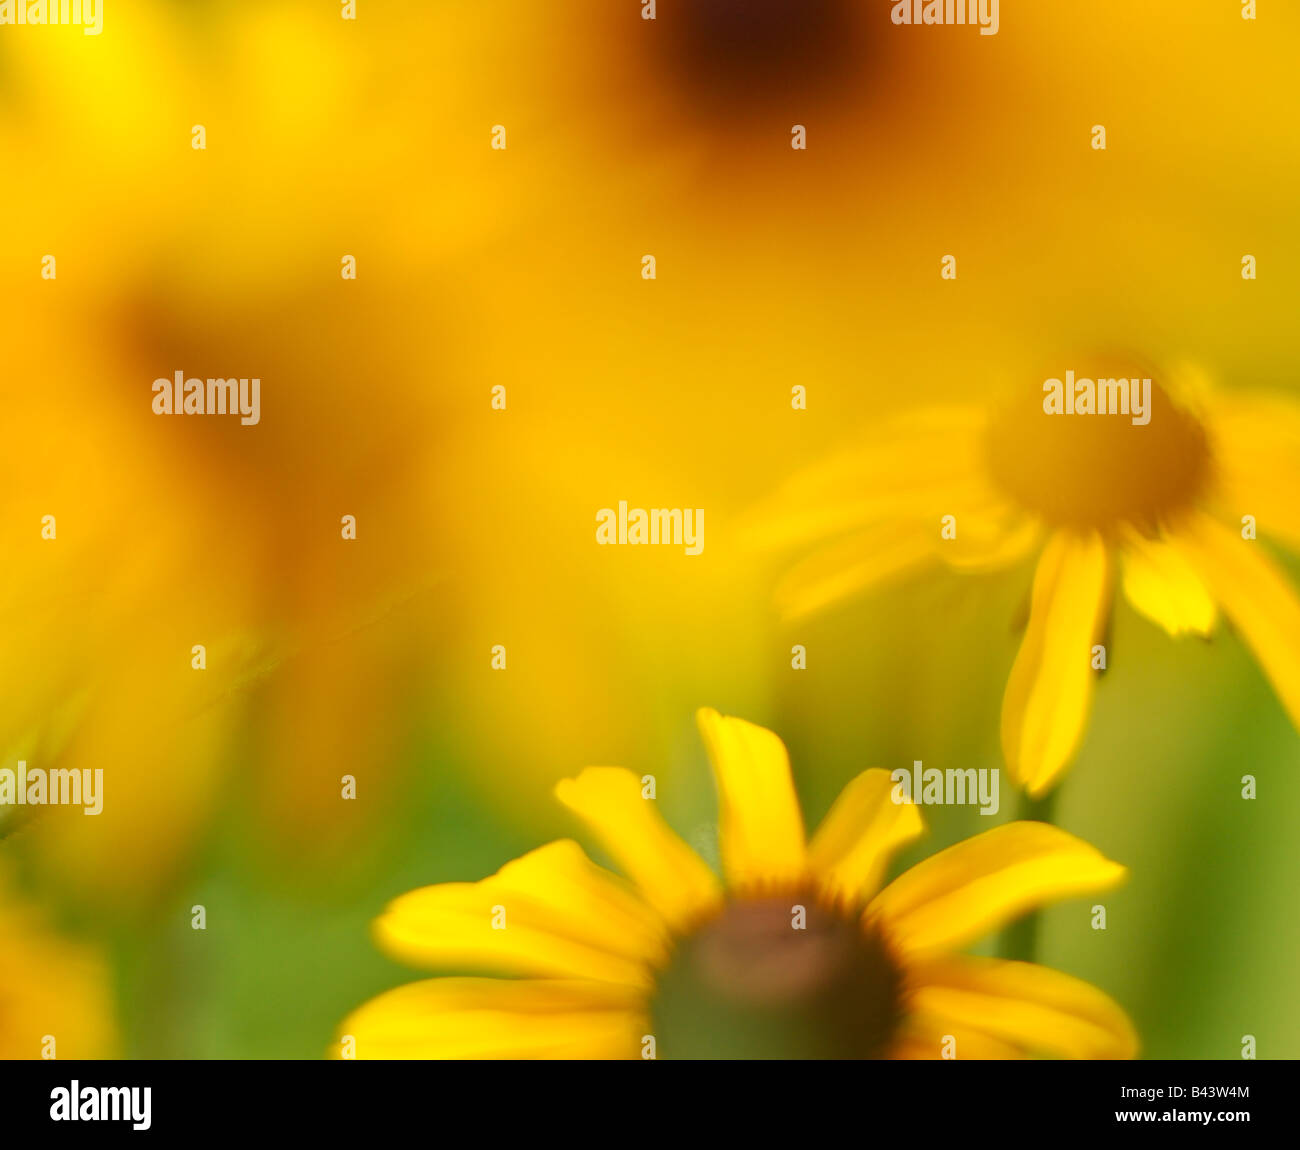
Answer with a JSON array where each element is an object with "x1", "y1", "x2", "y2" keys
[
  {"x1": 336, "y1": 710, "x2": 1135, "y2": 1060},
  {"x1": 747, "y1": 367, "x2": 1300, "y2": 796}
]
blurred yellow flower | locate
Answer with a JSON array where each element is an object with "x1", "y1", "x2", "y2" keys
[
  {"x1": 0, "y1": 0, "x2": 448, "y2": 900},
  {"x1": 336, "y1": 709, "x2": 1134, "y2": 1059},
  {"x1": 0, "y1": 863, "x2": 117, "y2": 1059},
  {"x1": 748, "y1": 367, "x2": 1300, "y2": 795}
]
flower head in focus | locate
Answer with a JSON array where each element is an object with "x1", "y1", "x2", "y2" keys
[{"x1": 336, "y1": 710, "x2": 1134, "y2": 1059}]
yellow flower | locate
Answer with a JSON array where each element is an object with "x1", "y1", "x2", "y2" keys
[
  {"x1": 0, "y1": 1, "x2": 447, "y2": 898},
  {"x1": 748, "y1": 368, "x2": 1300, "y2": 795},
  {"x1": 336, "y1": 710, "x2": 1135, "y2": 1060}
]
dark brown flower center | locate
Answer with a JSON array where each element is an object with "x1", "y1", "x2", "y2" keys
[
  {"x1": 653, "y1": 0, "x2": 861, "y2": 109},
  {"x1": 649, "y1": 895, "x2": 903, "y2": 1059},
  {"x1": 984, "y1": 368, "x2": 1213, "y2": 533}
]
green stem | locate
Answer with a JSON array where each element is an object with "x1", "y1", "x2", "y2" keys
[{"x1": 998, "y1": 784, "x2": 1060, "y2": 962}]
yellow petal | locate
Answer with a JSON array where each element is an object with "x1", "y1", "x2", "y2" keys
[
  {"x1": 808, "y1": 768, "x2": 924, "y2": 908},
  {"x1": 888, "y1": 1016, "x2": 1028, "y2": 1060},
  {"x1": 1175, "y1": 511, "x2": 1300, "y2": 730},
  {"x1": 1205, "y1": 390, "x2": 1300, "y2": 551},
  {"x1": 774, "y1": 522, "x2": 936, "y2": 622},
  {"x1": 938, "y1": 512, "x2": 1042, "y2": 573},
  {"x1": 1001, "y1": 530, "x2": 1111, "y2": 795},
  {"x1": 374, "y1": 840, "x2": 668, "y2": 987},
  {"x1": 696, "y1": 708, "x2": 807, "y2": 892},
  {"x1": 555, "y1": 767, "x2": 722, "y2": 932},
  {"x1": 1119, "y1": 528, "x2": 1217, "y2": 637},
  {"x1": 905, "y1": 955, "x2": 1138, "y2": 1060},
  {"x1": 867, "y1": 821, "x2": 1126, "y2": 955},
  {"x1": 335, "y1": 978, "x2": 645, "y2": 1059},
  {"x1": 742, "y1": 407, "x2": 990, "y2": 553}
]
